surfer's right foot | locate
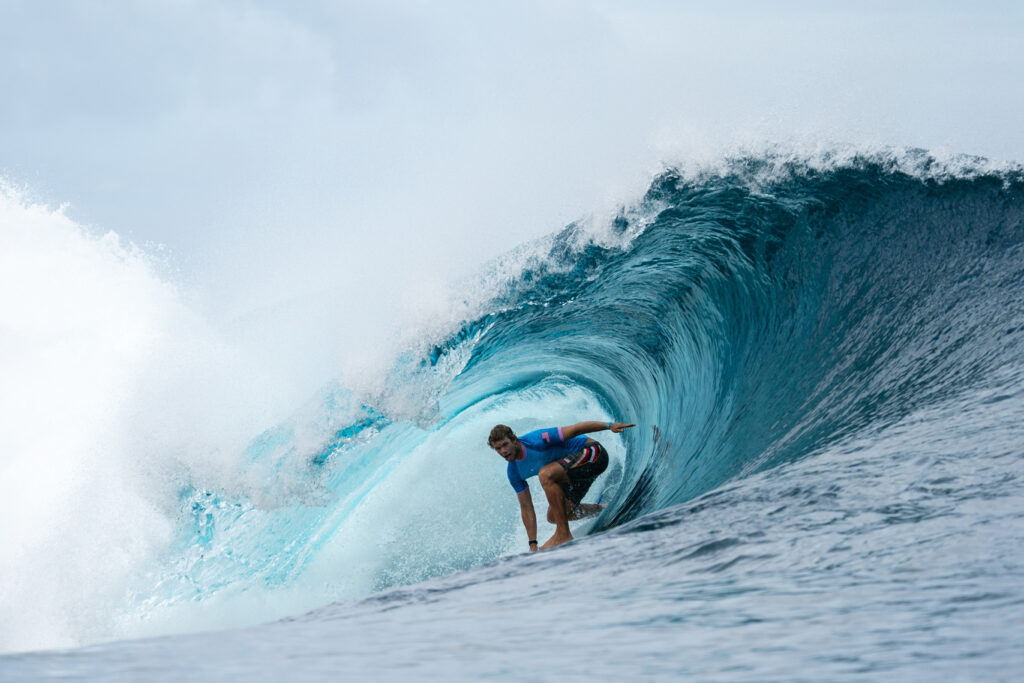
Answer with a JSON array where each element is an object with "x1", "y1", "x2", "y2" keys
[{"x1": 540, "y1": 532, "x2": 573, "y2": 550}]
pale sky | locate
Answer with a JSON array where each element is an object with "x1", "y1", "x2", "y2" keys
[{"x1": 2, "y1": 0, "x2": 1023, "y2": 323}]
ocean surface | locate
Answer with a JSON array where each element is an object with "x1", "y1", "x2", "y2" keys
[{"x1": 2, "y1": 149, "x2": 1024, "y2": 680}]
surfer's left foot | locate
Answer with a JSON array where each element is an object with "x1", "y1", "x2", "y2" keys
[{"x1": 540, "y1": 532, "x2": 573, "y2": 550}]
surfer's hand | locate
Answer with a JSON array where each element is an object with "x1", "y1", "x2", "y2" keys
[{"x1": 610, "y1": 422, "x2": 635, "y2": 433}]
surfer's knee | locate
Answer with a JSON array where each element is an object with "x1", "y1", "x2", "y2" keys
[{"x1": 538, "y1": 463, "x2": 565, "y2": 487}]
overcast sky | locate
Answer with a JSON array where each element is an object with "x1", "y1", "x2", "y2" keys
[{"x1": 3, "y1": 0, "x2": 1023, "y2": 323}]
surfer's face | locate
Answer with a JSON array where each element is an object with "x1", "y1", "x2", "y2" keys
[{"x1": 491, "y1": 437, "x2": 518, "y2": 461}]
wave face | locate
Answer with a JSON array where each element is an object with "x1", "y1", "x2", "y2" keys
[
  {"x1": 3, "y1": 151, "x2": 1024, "y2": 676},
  {"x1": 452, "y1": 151, "x2": 1024, "y2": 518},
  {"x1": 135, "y1": 151, "x2": 1024, "y2": 625}
]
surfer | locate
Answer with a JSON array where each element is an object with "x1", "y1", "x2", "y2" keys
[{"x1": 488, "y1": 421, "x2": 635, "y2": 550}]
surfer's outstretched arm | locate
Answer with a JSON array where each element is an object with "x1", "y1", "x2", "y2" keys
[
  {"x1": 560, "y1": 421, "x2": 636, "y2": 440},
  {"x1": 517, "y1": 488, "x2": 538, "y2": 552}
]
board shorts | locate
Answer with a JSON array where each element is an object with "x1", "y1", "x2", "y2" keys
[{"x1": 557, "y1": 442, "x2": 609, "y2": 506}]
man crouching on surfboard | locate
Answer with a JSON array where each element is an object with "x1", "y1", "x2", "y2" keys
[{"x1": 488, "y1": 421, "x2": 635, "y2": 551}]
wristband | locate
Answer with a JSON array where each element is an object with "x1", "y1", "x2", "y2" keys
[
  {"x1": 529, "y1": 539, "x2": 538, "y2": 545},
  {"x1": 607, "y1": 422, "x2": 612, "y2": 429}
]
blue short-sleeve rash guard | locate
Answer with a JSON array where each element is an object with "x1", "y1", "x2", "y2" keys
[{"x1": 506, "y1": 426, "x2": 589, "y2": 493}]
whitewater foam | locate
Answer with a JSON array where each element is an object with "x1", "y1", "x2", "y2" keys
[{"x1": 0, "y1": 184, "x2": 179, "y2": 650}]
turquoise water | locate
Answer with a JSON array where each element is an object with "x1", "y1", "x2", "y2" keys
[{"x1": 3, "y1": 150, "x2": 1023, "y2": 680}]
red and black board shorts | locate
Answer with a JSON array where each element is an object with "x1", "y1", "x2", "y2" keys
[{"x1": 557, "y1": 442, "x2": 609, "y2": 506}]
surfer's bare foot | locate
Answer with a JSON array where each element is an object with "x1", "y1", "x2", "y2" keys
[{"x1": 540, "y1": 532, "x2": 573, "y2": 550}]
